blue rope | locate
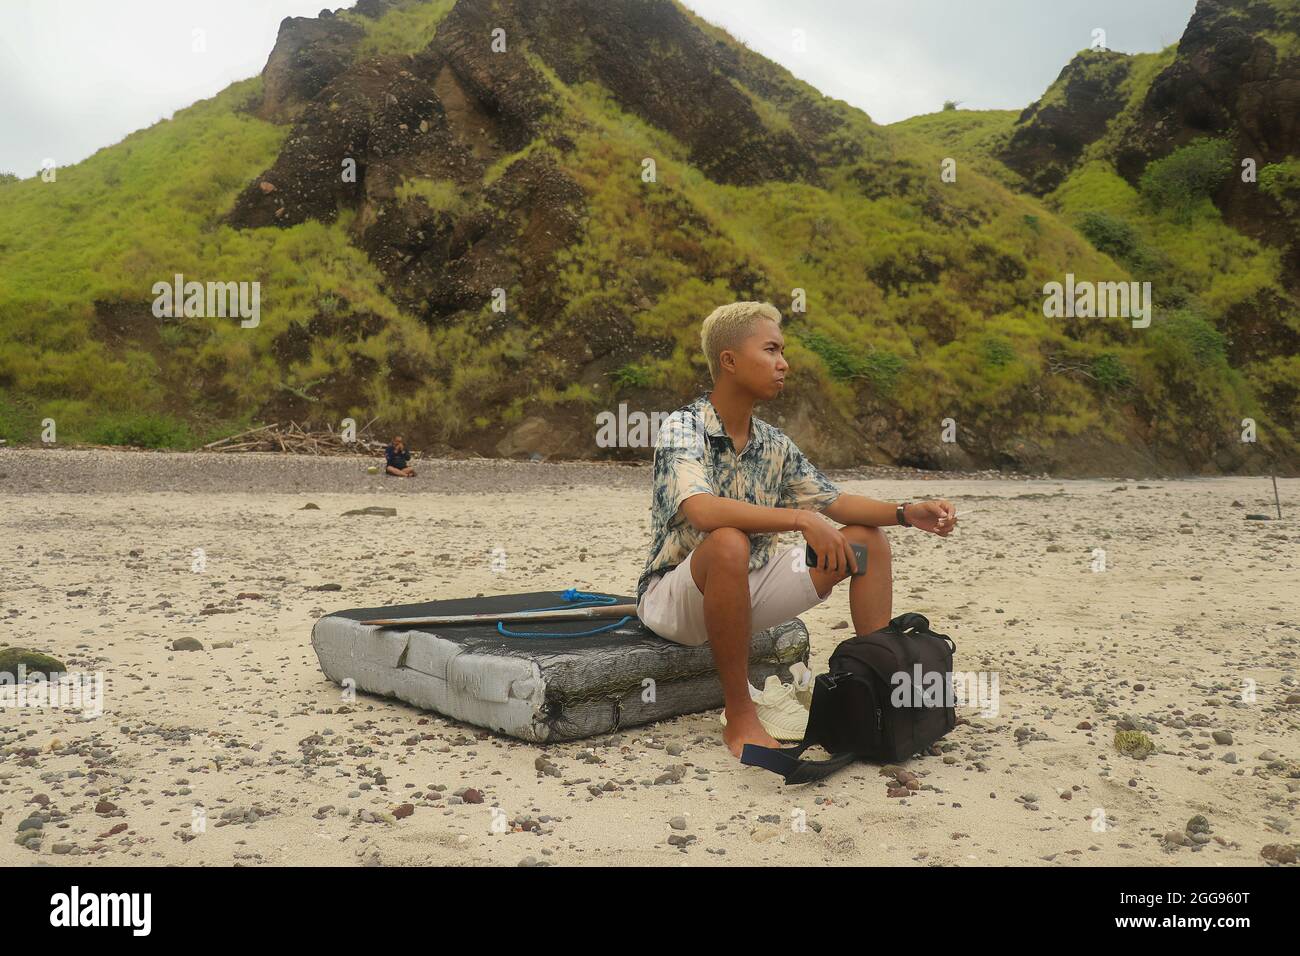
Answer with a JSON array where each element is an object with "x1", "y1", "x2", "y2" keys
[{"x1": 496, "y1": 588, "x2": 633, "y2": 638}]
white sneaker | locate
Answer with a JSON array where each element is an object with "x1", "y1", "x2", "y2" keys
[
  {"x1": 719, "y1": 674, "x2": 809, "y2": 742},
  {"x1": 789, "y1": 662, "x2": 815, "y2": 711}
]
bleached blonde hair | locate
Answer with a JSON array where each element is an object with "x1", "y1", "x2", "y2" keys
[{"x1": 700, "y1": 301, "x2": 783, "y2": 382}]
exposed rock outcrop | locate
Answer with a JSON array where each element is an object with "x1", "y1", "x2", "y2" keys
[
  {"x1": 256, "y1": 13, "x2": 365, "y2": 123},
  {"x1": 1114, "y1": 0, "x2": 1300, "y2": 279},
  {"x1": 996, "y1": 49, "x2": 1133, "y2": 196}
]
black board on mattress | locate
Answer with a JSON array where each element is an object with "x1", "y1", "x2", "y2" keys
[{"x1": 311, "y1": 590, "x2": 811, "y2": 742}]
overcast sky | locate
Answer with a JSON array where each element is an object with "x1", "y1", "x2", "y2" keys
[{"x1": 0, "y1": 0, "x2": 1199, "y2": 177}]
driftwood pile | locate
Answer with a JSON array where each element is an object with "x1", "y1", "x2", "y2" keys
[{"x1": 202, "y1": 422, "x2": 387, "y2": 456}]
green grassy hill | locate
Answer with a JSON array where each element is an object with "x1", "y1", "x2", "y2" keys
[
  {"x1": 0, "y1": 0, "x2": 1294, "y2": 474},
  {"x1": 893, "y1": 0, "x2": 1299, "y2": 471}
]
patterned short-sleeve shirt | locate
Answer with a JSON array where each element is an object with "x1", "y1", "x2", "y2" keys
[{"x1": 635, "y1": 394, "x2": 841, "y2": 603}]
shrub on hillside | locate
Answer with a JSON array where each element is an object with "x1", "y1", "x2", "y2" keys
[
  {"x1": 1090, "y1": 352, "x2": 1134, "y2": 391},
  {"x1": 1138, "y1": 138, "x2": 1233, "y2": 220},
  {"x1": 1152, "y1": 309, "x2": 1228, "y2": 367},
  {"x1": 1076, "y1": 210, "x2": 1150, "y2": 270},
  {"x1": 801, "y1": 330, "x2": 905, "y2": 394},
  {"x1": 1259, "y1": 157, "x2": 1300, "y2": 215}
]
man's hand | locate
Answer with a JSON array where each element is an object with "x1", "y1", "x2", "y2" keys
[
  {"x1": 796, "y1": 513, "x2": 858, "y2": 573},
  {"x1": 905, "y1": 500, "x2": 957, "y2": 537}
]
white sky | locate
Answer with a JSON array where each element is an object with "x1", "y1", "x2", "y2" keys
[{"x1": 0, "y1": 0, "x2": 1199, "y2": 176}]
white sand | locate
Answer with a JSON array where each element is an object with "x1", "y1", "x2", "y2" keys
[{"x1": 1, "y1": 458, "x2": 1297, "y2": 866}]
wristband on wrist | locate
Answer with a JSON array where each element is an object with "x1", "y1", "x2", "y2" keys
[{"x1": 896, "y1": 502, "x2": 911, "y2": 527}]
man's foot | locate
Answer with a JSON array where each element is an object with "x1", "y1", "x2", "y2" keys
[{"x1": 722, "y1": 708, "x2": 781, "y2": 758}]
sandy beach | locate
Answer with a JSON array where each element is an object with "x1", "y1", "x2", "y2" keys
[{"x1": 1, "y1": 449, "x2": 1296, "y2": 866}]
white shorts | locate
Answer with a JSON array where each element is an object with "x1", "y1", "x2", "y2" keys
[{"x1": 636, "y1": 543, "x2": 827, "y2": 647}]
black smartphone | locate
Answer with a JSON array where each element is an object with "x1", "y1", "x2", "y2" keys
[{"x1": 805, "y1": 542, "x2": 868, "y2": 576}]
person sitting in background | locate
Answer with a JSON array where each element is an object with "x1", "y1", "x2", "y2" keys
[{"x1": 384, "y1": 435, "x2": 416, "y2": 477}]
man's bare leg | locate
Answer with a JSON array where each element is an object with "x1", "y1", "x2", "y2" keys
[
  {"x1": 689, "y1": 527, "x2": 781, "y2": 757},
  {"x1": 807, "y1": 524, "x2": 893, "y2": 635}
]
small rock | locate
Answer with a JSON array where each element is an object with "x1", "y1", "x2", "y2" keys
[
  {"x1": 534, "y1": 756, "x2": 561, "y2": 778},
  {"x1": 1261, "y1": 844, "x2": 1297, "y2": 864}
]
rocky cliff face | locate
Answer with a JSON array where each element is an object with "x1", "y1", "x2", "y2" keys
[
  {"x1": 1116, "y1": 0, "x2": 1300, "y2": 275},
  {"x1": 988, "y1": 0, "x2": 1299, "y2": 451},
  {"x1": 255, "y1": 11, "x2": 365, "y2": 123},
  {"x1": 996, "y1": 49, "x2": 1134, "y2": 196},
  {"x1": 1116, "y1": 0, "x2": 1300, "y2": 180},
  {"x1": 997, "y1": 0, "x2": 1300, "y2": 282},
  {"x1": 231, "y1": 0, "x2": 843, "y2": 231},
  {"x1": 207, "y1": 0, "x2": 1297, "y2": 473},
  {"x1": 225, "y1": 0, "x2": 872, "y2": 458}
]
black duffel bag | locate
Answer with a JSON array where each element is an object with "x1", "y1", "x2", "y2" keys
[{"x1": 741, "y1": 612, "x2": 957, "y2": 784}]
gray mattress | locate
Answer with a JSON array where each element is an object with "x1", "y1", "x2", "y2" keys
[{"x1": 310, "y1": 590, "x2": 810, "y2": 742}]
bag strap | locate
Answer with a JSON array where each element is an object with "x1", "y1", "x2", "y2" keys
[
  {"x1": 890, "y1": 612, "x2": 931, "y2": 634},
  {"x1": 740, "y1": 741, "x2": 860, "y2": 784},
  {"x1": 889, "y1": 612, "x2": 956, "y2": 653}
]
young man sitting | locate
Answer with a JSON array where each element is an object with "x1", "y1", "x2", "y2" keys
[
  {"x1": 384, "y1": 435, "x2": 416, "y2": 477},
  {"x1": 635, "y1": 301, "x2": 957, "y2": 758}
]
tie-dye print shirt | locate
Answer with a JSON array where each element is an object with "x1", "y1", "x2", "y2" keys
[{"x1": 636, "y1": 394, "x2": 841, "y2": 603}]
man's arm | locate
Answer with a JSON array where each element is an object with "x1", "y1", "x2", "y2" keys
[
  {"x1": 823, "y1": 493, "x2": 906, "y2": 527},
  {"x1": 826, "y1": 493, "x2": 958, "y2": 534},
  {"x1": 679, "y1": 494, "x2": 810, "y2": 534},
  {"x1": 682, "y1": 492, "x2": 875, "y2": 575}
]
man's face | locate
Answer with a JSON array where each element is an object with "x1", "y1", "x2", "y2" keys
[
  {"x1": 723, "y1": 318, "x2": 788, "y2": 400},
  {"x1": 394, "y1": 437, "x2": 404, "y2": 450}
]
